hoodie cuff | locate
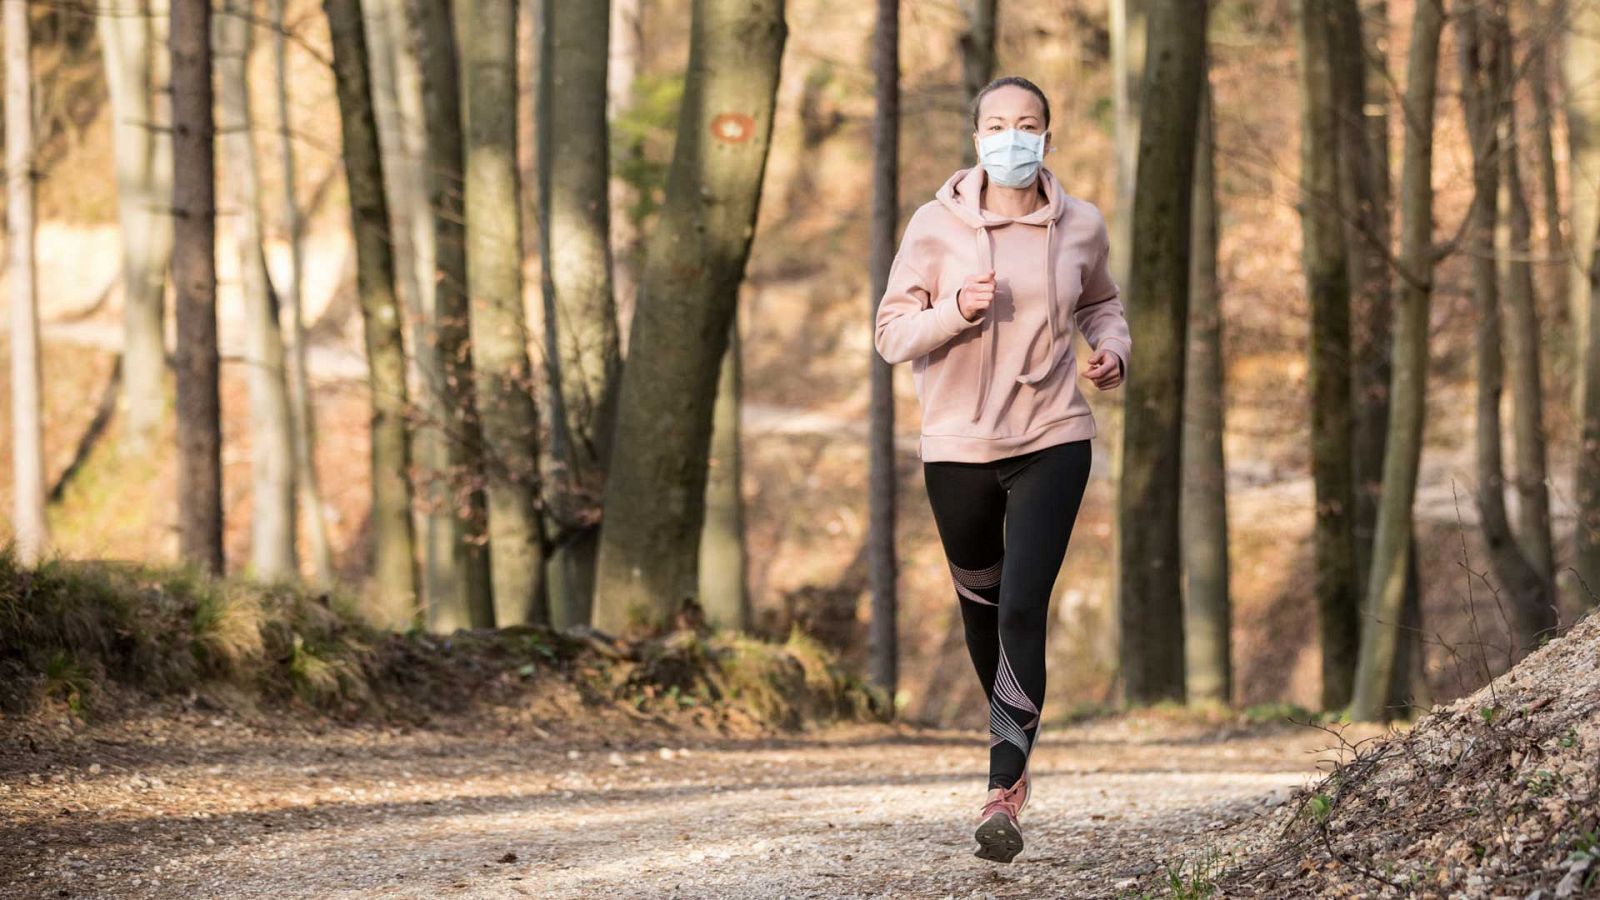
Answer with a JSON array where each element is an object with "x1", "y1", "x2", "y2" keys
[
  {"x1": 1097, "y1": 338, "x2": 1130, "y2": 379},
  {"x1": 935, "y1": 291, "x2": 984, "y2": 335}
]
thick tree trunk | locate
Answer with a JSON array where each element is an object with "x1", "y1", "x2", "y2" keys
[
  {"x1": 957, "y1": 0, "x2": 996, "y2": 167},
  {"x1": 171, "y1": 0, "x2": 224, "y2": 574},
  {"x1": 591, "y1": 0, "x2": 786, "y2": 635},
  {"x1": 1566, "y1": 0, "x2": 1600, "y2": 608},
  {"x1": 1350, "y1": 0, "x2": 1443, "y2": 721},
  {"x1": 273, "y1": 0, "x2": 335, "y2": 586},
  {"x1": 868, "y1": 0, "x2": 900, "y2": 701},
  {"x1": 1297, "y1": 0, "x2": 1360, "y2": 711},
  {"x1": 1181, "y1": 73, "x2": 1230, "y2": 706},
  {"x1": 103, "y1": 0, "x2": 174, "y2": 449},
  {"x1": 7, "y1": 0, "x2": 47, "y2": 565},
  {"x1": 1117, "y1": 0, "x2": 1207, "y2": 705},
  {"x1": 540, "y1": 0, "x2": 621, "y2": 627},
  {"x1": 408, "y1": 0, "x2": 495, "y2": 630},
  {"x1": 326, "y1": 0, "x2": 420, "y2": 627},
  {"x1": 698, "y1": 319, "x2": 749, "y2": 631},
  {"x1": 217, "y1": 0, "x2": 298, "y2": 579},
  {"x1": 457, "y1": 0, "x2": 548, "y2": 626}
]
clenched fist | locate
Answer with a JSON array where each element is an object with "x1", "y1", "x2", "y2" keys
[{"x1": 957, "y1": 271, "x2": 996, "y2": 322}]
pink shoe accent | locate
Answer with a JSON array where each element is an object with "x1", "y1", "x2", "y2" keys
[{"x1": 980, "y1": 768, "x2": 1030, "y2": 823}]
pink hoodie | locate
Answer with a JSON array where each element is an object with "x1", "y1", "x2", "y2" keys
[{"x1": 874, "y1": 165, "x2": 1131, "y2": 463}]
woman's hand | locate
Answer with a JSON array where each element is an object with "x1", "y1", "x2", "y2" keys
[
  {"x1": 1084, "y1": 349, "x2": 1123, "y2": 390},
  {"x1": 957, "y1": 271, "x2": 995, "y2": 322}
]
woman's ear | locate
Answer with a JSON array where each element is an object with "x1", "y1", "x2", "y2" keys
[{"x1": 1044, "y1": 129, "x2": 1054, "y2": 153}]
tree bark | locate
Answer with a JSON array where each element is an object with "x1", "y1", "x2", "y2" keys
[
  {"x1": 102, "y1": 0, "x2": 174, "y2": 449},
  {"x1": 326, "y1": 0, "x2": 420, "y2": 627},
  {"x1": 1181, "y1": 72, "x2": 1230, "y2": 706},
  {"x1": 1566, "y1": 0, "x2": 1600, "y2": 608},
  {"x1": 272, "y1": 0, "x2": 335, "y2": 586},
  {"x1": 457, "y1": 0, "x2": 548, "y2": 626},
  {"x1": 698, "y1": 319, "x2": 749, "y2": 631},
  {"x1": 1117, "y1": 0, "x2": 1207, "y2": 705},
  {"x1": 172, "y1": 0, "x2": 224, "y2": 574},
  {"x1": 217, "y1": 0, "x2": 298, "y2": 579},
  {"x1": 407, "y1": 0, "x2": 495, "y2": 630},
  {"x1": 1528, "y1": 14, "x2": 1563, "y2": 266},
  {"x1": 540, "y1": 0, "x2": 621, "y2": 627},
  {"x1": 7, "y1": 0, "x2": 47, "y2": 565},
  {"x1": 868, "y1": 0, "x2": 900, "y2": 702},
  {"x1": 1350, "y1": 0, "x2": 1444, "y2": 721},
  {"x1": 1297, "y1": 0, "x2": 1361, "y2": 712},
  {"x1": 957, "y1": 0, "x2": 996, "y2": 167},
  {"x1": 591, "y1": 0, "x2": 786, "y2": 635},
  {"x1": 607, "y1": 0, "x2": 642, "y2": 341}
]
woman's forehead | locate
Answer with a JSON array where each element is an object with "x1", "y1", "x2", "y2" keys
[{"x1": 979, "y1": 86, "x2": 1045, "y2": 121}]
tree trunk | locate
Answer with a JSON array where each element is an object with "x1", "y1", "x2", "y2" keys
[
  {"x1": 957, "y1": 0, "x2": 996, "y2": 167},
  {"x1": 868, "y1": 0, "x2": 900, "y2": 702},
  {"x1": 359, "y1": 0, "x2": 424, "y2": 337},
  {"x1": 607, "y1": 0, "x2": 642, "y2": 341},
  {"x1": 217, "y1": 0, "x2": 298, "y2": 579},
  {"x1": 407, "y1": 0, "x2": 495, "y2": 631},
  {"x1": 540, "y1": 0, "x2": 621, "y2": 628},
  {"x1": 1350, "y1": 0, "x2": 1444, "y2": 722},
  {"x1": 171, "y1": 0, "x2": 224, "y2": 574},
  {"x1": 1566, "y1": 0, "x2": 1600, "y2": 608},
  {"x1": 7, "y1": 0, "x2": 47, "y2": 566},
  {"x1": 457, "y1": 0, "x2": 548, "y2": 626},
  {"x1": 1495, "y1": 15, "x2": 1557, "y2": 617},
  {"x1": 1181, "y1": 72, "x2": 1230, "y2": 707},
  {"x1": 1528, "y1": 18, "x2": 1563, "y2": 267},
  {"x1": 1117, "y1": 0, "x2": 1207, "y2": 705},
  {"x1": 1333, "y1": 0, "x2": 1392, "y2": 601},
  {"x1": 1459, "y1": 3, "x2": 1552, "y2": 659},
  {"x1": 103, "y1": 0, "x2": 174, "y2": 449},
  {"x1": 1297, "y1": 0, "x2": 1360, "y2": 712},
  {"x1": 1109, "y1": 0, "x2": 1146, "y2": 290},
  {"x1": 326, "y1": 0, "x2": 420, "y2": 627},
  {"x1": 591, "y1": 0, "x2": 786, "y2": 635},
  {"x1": 698, "y1": 319, "x2": 749, "y2": 631},
  {"x1": 272, "y1": 0, "x2": 335, "y2": 586}
]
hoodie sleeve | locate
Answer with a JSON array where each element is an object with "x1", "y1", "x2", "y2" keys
[
  {"x1": 874, "y1": 250, "x2": 983, "y2": 366},
  {"x1": 1074, "y1": 224, "x2": 1131, "y2": 378}
]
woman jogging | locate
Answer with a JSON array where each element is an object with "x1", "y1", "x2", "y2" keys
[{"x1": 872, "y1": 75, "x2": 1130, "y2": 864}]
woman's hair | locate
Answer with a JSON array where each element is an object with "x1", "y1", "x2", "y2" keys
[{"x1": 970, "y1": 76, "x2": 1052, "y2": 130}]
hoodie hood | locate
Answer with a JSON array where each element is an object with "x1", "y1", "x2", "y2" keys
[{"x1": 933, "y1": 166, "x2": 1071, "y2": 423}]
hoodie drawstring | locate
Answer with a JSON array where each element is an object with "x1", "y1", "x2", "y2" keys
[{"x1": 970, "y1": 226, "x2": 998, "y2": 423}]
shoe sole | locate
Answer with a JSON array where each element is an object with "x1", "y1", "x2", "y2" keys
[{"x1": 973, "y1": 812, "x2": 1024, "y2": 863}]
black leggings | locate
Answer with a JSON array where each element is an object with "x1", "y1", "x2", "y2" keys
[{"x1": 922, "y1": 439, "x2": 1092, "y2": 790}]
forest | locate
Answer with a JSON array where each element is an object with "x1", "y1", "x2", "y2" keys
[{"x1": 1, "y1": 0, "x2": 1598, "y2": 895}]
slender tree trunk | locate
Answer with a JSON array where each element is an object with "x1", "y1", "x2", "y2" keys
[
  {"x1": 103, "y1": 0, "x2": 173, "y2": 449},
  {"x1": 1181, "y1": 72, "x2": 1230, "y2": 706},
  {"x1": 457, "y1": 0, "x2": 547, "y2": 626},
  {"x1": 408, "y1": 0, "x2": 494, "y2": 630},
  {"x1": 1109, "y1": 0, "x2": 1147, "y2": 291},
  {"x1": 272, "y1": 0, "x2": 335, "y2": 586},
  {"x1": 1496, "y1": 17, "x2": 1557, "y2": 603},
  {"x1": 171, "y1": 0, "x2": 223, "y2": 574},
  {"x1": 217, "y1": 0, "x2": 298, "y2": 578},
  {"x1": 607, "y1": 0, "x2": 642, "y2": 341},
  {"x1": 1459, "y1": 4, "x2": 1553, "y2": 658},
  {"x1": 1350, "y1": 0, "x2": 1444, "y2": 721},
  {"x1": 1297, "y1": 0, "x2": 1360, "y2": 711},
  {"x1": 1566, "y1": 0, "x2": 1600, "y2": 608},
  {"x1": 698, "y1": 319, "x2": 748, "y2": 630},
  {"x1": 868, "y1": 0, "x2": 900, "y2": 702},
  {"x1": 1334, "y1": 0, "x2": 1392, "y2": 600},
  {"x1": 359, "y1": 0, "x2": 423, "y2": 335},
  {"x1": 1117, "y1": 0, "x2": 1207, "y2": 705},
  {"x1": 540, "y1": 0, "x2": 621, "y2": 627},
  {"x1": 957, "y1": 0, "x2": 996, "y2": 167},
  {"x1": 1528, "y1": 16, "x2": 1563, "y2": 266},
  {"x1": 591, "y1": 0, "x2": 786, "y2": 635},
  {"x1": 7, "y1": 0, "x2": 47, "y2": 566},
  {"x1": 326, "y1": 0, "x2": 420, "y2": 627}
]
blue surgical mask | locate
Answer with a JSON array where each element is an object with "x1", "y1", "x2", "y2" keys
[{"x1": 977, "y1": 128, "x2": 1046, "y2": 188}]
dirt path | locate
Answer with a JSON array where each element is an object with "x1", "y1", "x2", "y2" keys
[{"x1": 0, "y1": 713, "x2": 1359, "y2": 899}]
